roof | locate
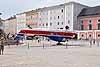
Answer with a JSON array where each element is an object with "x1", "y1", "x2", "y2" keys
[
  {"x1": 37, "y1": 1, "x2": 88, "y2": 11},
  {"x1": 6, "y1": 16, "x2": 16, "y2": 20},
  {"x1": 78, "y1": 6, "x2": 100, "y2": 17}
]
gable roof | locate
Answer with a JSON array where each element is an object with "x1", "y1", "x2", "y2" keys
[{"x1": 78, "y1": 6, "x2": 100, "y2": 17}]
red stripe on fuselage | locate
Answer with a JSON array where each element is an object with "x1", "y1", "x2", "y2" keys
[{"x1": 19, "y1": 30, "x2": 76, "y2": 37}]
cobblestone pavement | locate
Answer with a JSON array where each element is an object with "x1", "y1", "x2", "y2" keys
[{"x1": 0, "y1": 45, "x2": 100, "y2": 67}]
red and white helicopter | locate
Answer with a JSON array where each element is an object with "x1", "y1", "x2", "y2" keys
[{"x1": 16, "y1": 26, "x2": 77, "y2": 45}]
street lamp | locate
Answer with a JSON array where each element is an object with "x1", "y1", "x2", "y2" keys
[
  {"x1": 65, "y1": 26, "x2": 69, "y2": 48},
  {"x1": 65, "y1": 26, "x2": 69, "y2": 31}
]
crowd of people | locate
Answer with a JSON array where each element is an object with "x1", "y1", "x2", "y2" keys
[{"x1": 0, "y1": 33, "x2": 19, "y2": 55}]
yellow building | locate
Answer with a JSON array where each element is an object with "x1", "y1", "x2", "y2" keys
[{"x1": 26, "y1": 10, "x2": 38, "y2": 29}]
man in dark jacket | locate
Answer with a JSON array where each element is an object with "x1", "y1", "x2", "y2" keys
[
  {"x1": 0, "y1": 37, "x2": 5, "y2": 55},
  {"x1": 0, "y1": 44, "x2": 4, "y2": 55}
]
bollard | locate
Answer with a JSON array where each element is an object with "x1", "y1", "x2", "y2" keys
[
  {"x1": 66, "y1": 43, "x2": 68, "y2": 49},
  {"x1": 27, "y1": 43, "x2": 30, "y2": 49},
  {"x1": 66, "y1": 40, "x2": 69, "y2": 49},
  {"x1": 43, "y1": 44, "x2": 44, "y2": 49}
]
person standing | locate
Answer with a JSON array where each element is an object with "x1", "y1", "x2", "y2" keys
[
  {"x1": 16, "y1": 40, "x2": 19, "y2": 46},
  {"x1": 0, "y1": 37, "x2": 5, "y2": 55},
  {"x1": 0, "y1": 43, "x2": 1, "y2": 55},
  {"x1": 0, "y1": 43, "x2": 4, "y2": 55}
]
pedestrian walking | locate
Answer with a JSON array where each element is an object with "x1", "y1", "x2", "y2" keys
[
  {"x1": 96, "y1": 40, "x2": 99, "y2": 47},
  {"x1": 89, "y1": 39, "x2": 92, "y2": 48},
  {"x1": 16, "y1": 40, "x2": 19, "y2": 46}
]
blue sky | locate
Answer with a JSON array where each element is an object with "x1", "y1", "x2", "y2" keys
[{"x1": 0, "y1": 0, "x2": 100, "y2": 19}]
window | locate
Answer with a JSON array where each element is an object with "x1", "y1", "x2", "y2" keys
[
  {"x1": 89, "y1": 24, "x2": 92, "y2": 30},
  {"x1": 47, "y1": 13, "x2": 48, "y2": 15},
  {"x1": 98, "y1": 19, "x2": 100, "y2": 22},
  {"x1": 58, "y1": 22, "x2": 59, "y2": 25},
  {"x1": 81, "y1": 25, "x2": 84, "y2": 30},
  {"x1": 31, "y1": 16, "x2": 32, "y2": 19},
  {"x1": 50, "y1": 23, "x2": 52, "y2": 26},
  {"x1": 61, "y1": 9, "x2": 63, "y2": 13},
  {"x1": 68, "y1": 20, "x2": 70, "y2": 24},
  {"x1": 43, "y1": 24, "x2": 44, "y2": 26},
  {"x1": 98, "y1": 23, "x2": 100, "y2": 30},
  {"x1": 82, "y1": 35, "x2": 84, "y2": 37},
  {"x1": 62, "y1": 22, "x2": 63, "y2": 25},
  {"x1": 40, "y1": 18, "x2": 41, "y2": 20},
  {"x1": 89, "y1": 34, "x2": 91, "y2": 37},
  {"x1": 26, "y1": 36, "x2": 34, "y2": 40},
  {"x1": 81, "y1": 20, "x2": 83, "y2": 24},
  {"x1": 50, "y1": 17, "x2": 52, "y2": 20},
  {"x1": 89, "y1": 20, "x2": 91, "y2": 23},
  {"x1": 46, "y1": 23, "x2": 48, "y2": 26},
  {"x1": 60, "y1": 28, "x2": 63, "y2": 29},
  {"x1": 58, "y1": 16, "x2": 59, "y2": 19},
  {"x1": 98, "y1": 34, "x2": 100, "y2": 37}
]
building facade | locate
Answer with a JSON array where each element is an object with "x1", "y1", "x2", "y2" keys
[
  {"x1": 38, "y1": 7, "x2": 50, "y2": 30},
  {"x1": 4, "y1": 2, "x2": 100, "y2": 40},
  {"x1": 37, "y1": 2, "x2": 88, "y2": 31},
  {"x1": 16, "y1": 13, "x2": 26, "y2": 33},
  {"x1": 49, "y1": 4, "x2": 65, "y2": 30},
  {"x1": 0, "y1": 19, "x2": 4, "y2": 30},
  {"x1": 8, "y1": 16, "x2": 17, "y2": 34},
  {"x1": 78, "y1": 6, "x2": 100, "y2": 40},
  {"x1": 26, "y1": 10, "x2": 38, "y2": 29},
  {"x1": 3, "y1": 16, "x2": 17, "y2": 34},
  {"x1": 3, "y1": 19, "x2": 10, "y2": 34},
  {"x1": 3, "y1": 1, "x2": 94, "y2": 39}
]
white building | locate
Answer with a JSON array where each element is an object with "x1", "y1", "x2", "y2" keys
[
  {"x1": 49, "y1": 4, "x2": 65, "y2": 30},
  {"x1": 16, "y1": 13, "x2": 26, "y2": 33},
  {"x1": 0, "y1": 19, "x2": 4, "y2": 31},
  {"x1": 3, "y1": 19, "x2": 9, "y2": 34},
  {"x1": 37, "y1": 2, "x2": 88, "y2": 31},
  {"x1": 38, "y1": 8, "x2": 50, "y2": 29},
  {"x1": 26, "y1": 10, "x2": 38, "y2": 29},
  {"x1": 3, "y1": 16, "x2": 17, "y2": 34}
]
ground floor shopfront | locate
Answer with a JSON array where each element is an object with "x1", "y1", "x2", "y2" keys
[{"x1": 77, "y1": 30, "x2": 100, "y2": 40}]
